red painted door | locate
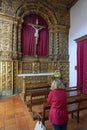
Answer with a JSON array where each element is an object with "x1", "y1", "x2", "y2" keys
[{"x1": 77, "y1": 39, "x2": 87, "y2": 94}]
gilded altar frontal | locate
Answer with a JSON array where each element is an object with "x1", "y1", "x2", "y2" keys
[{"x1": 0, "y1": 0, "x2": 74, "y2": 97}]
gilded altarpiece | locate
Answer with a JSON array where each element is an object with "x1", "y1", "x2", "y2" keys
[{"x1": 0, "y1": 0, "x2": 69, "y2": 96}]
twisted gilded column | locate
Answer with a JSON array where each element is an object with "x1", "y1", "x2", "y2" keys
[
  {"x1": 0, "y1": 14, "x2": 13, "y2": 60},
  {"x1": 49, "y1": 29, "x2": 54, "y2": 60},
  {"x1": 18, "y1": 23, "x2": 22, "y2": 60},
  {"x1": 54, "y1": 32, "x2": 59, "y2": 61},
  {"x1": 12, "y1": 20, "x2": 18, "y2": 60}
]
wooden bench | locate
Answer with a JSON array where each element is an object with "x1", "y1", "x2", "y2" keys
[
  {"x1": 67, "y1": 91, "x2": 81, "y2": 98},
  {"x1": 31, "y1": 99, "x2": 79, "y2": 124},
  {"x1": 67, "y1": 99, "x2": 80, "y2": 122},
  {"x1": 28, "y1": 86, "x2": 82, "y2": 119},
  {"x1": 66, "y1": 86, "x2": 82, "y2": 92},
  {"x1": 32, "y1": 102, "x2": 50, "y2": 124},
  {"x1": 31, "y1": 94, "x2": 87, "y2": 124},
  {"x1": 66, "y1": 86, "x2": 82, "y2": 98},
  {"x1": 24, "y1": 84, "x2": 50, "y2": 111},
  {"x1": 27, "y1": 86, "x2": 81, "y2": 112},
  {"x1": 73, "y1": 125, "x2": 87, "y2": 130},
  {"x1": 26, "y1": 86, "x2": 80, "y2": 111},
  {"x1": 26, "y1": 85, "x2": 82, "y2": 118},
  {"x1": 25, "y1": 85, "x2": 81, "y2": 104},
  {"x1": 79, "y1": 95, "x2": 87, "y2": 111}
]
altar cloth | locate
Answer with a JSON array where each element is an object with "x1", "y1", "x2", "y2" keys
[{"x1": 18, "y1": 73, "x2": 54, "y2": 77}]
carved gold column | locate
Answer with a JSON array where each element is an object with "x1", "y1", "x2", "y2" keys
[
  {"x1": 0, "y1": 14, "x2": 21, "y2": 96},
  {"x1": 12, "y1": 20, "x2": 18, "y2": 60},
  {"x1": 0, "y1": 62, "x2": 1, "y2": 95},
  {"x1": 18, "y1": 21, "x2": 22, "y2": 60},
  {"x1": 0, "y1": 14, "x2": 13, "y2": 60},
  {"x1": 0, "y1": 61, "x2": 13, "y2": 96},
  {"x1": 54, "y1": 31, "x2": 59, "y2": 61},
  {"x1": 1, "y1": 62, "x2": 6, "y2": 95},
  {"x1": 58, "y1": 31, "x2": 69, "y2": 86},
  {"x1": 6, "y1": 62, "x2": 13, "y2": 95},
  {"x1": 49, "y1": 29, "x2": 54, "y2": 60}
]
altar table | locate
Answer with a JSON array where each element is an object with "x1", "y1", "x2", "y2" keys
[{"x1": 18, "y1": 73, "x2": 54, "y2": 94}]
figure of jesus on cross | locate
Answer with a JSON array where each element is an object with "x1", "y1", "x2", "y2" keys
[{"x1": 28, "y1": 19, "x2": 45, "y2": 56}]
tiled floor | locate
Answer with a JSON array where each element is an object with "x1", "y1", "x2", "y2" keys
[{"x1": 0, "y1": 94, "x2": 87, "y2": 130}]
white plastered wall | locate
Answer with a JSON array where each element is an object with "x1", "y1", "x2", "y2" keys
[{"x1": 69, "y1": 0, "x2": 87, "y2": 87}]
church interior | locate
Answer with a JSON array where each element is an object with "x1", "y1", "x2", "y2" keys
[{"x1": 0, "y1": 0, "x2": 87, "y2": 130}]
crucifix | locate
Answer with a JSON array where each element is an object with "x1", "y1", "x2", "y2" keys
[{"x1": 28, "y1": 19, "x2": 45, "y2": 56}]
